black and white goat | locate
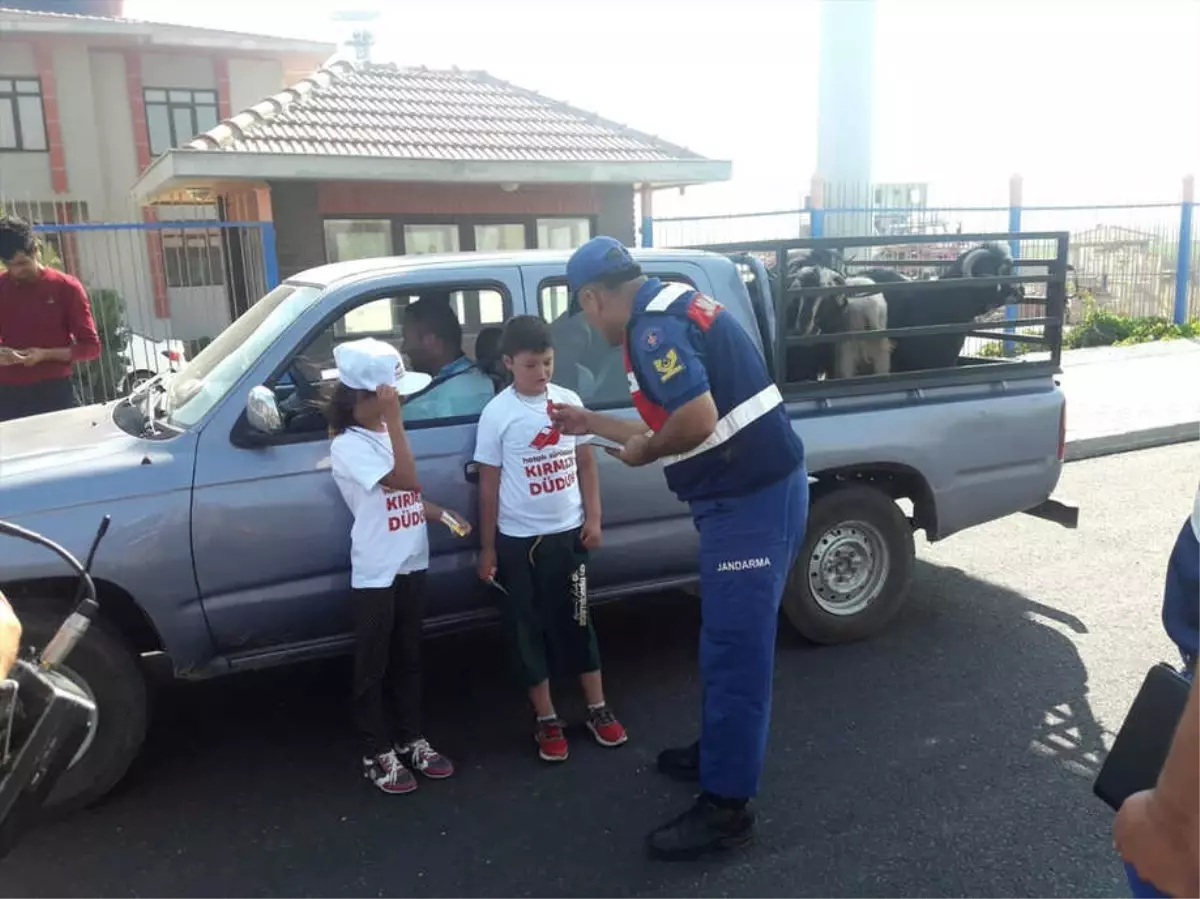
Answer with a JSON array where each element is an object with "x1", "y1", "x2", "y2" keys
[
  {"x1": 857, "y1": 241, "x2": 1025, "y2": 373},
  {"x1": 777, "y1": 249, "x2": 847, "y2": 381},
  {"x1": 800, "y1": 268, "x2": 891, "y2": 379}
]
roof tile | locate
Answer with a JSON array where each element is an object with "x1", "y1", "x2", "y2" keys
[{"x1": 185, "y1": 60, "x2": 706, "y2": 164}]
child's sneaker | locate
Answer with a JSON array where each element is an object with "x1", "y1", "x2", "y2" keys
[
  {"x1": 362, "y1": 748, "x2": 417, "y2": 794},
  {"x1": 399, "y1": 737, "x2": 455, "y2": 779},
  {"x1": 586, "y1": 704, "x2": 628, "y2": 747},
  {"x1": 535, "y1": 717, "x2": 569, "y2": 762}
]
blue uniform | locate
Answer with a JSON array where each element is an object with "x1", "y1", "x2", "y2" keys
[
  {"x1": 625, "y1": 277, "x2": 808, "y2": 799},
  {"x1": 1161, "y1": 486, "x2": 1199, "y2": 673}
]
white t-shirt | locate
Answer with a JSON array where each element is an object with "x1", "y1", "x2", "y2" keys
[
  {"x1": 330, "y1": 426, "x2": 430, "y2": 588},
  {"x1": 473, "y1": 384, "x2": 592, "y2": 539}
]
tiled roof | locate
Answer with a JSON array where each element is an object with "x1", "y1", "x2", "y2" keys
[{"x1": 187, "y1": 60, "x2": 710, "y2": 165}]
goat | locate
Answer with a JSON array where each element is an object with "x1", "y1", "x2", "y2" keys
[
  {"x1": 776, "y1": 248, "x2": 847, "y2": 381},
  {"x1": 857, "y1": 241, "x2": 1025, "y2": 373},
  {"x1": 804, "y1": 272, "x2": 891, "y2": 379}
]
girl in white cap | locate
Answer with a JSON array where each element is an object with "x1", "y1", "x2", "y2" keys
[{"x1": 324, "y1": 337, "x2": 472, "y2": 794}]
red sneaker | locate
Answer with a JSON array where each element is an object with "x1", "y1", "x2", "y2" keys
[
  {"x1": 535, "y1": 717, "x2": 569, "y2": 762},
  {"x1": 586, "y1": 704, "x2": 628, "y2": 747},
  {"x1": 362, "y1": 749, "x2": 417, "y2": 794},
  {"x1": 399, "y1": 737, "x2": 455, "y2": 779}
]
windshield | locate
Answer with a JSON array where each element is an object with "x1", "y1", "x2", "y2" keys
[{"x1": 165, "y1": 283, "x2": 323, "y2": 428}]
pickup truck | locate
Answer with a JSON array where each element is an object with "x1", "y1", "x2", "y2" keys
[{"x1": 0, "y1": 232, "x2": 1078, "y2": 812}]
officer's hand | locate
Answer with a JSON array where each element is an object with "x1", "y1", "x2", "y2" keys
[
  {"x1": 0, "y1": 592, "x2": 21, "y2": 680},
  {"x1": 549, "y1": 403, "x2": 593, "y2": 436},
  {"x1": 606, "y1": 432, "x2": 654, "y2": 467},
  {"x1": 1115, "y1": 788, "x2": 1200, "y2": 899}
]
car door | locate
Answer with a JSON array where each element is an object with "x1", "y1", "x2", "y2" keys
[
  {"x1": 191, "y1": 265, "x2": 520, "y2": 661},
  {"x1": 519, "y1": 259, "x2": 717, "y2": 591}
]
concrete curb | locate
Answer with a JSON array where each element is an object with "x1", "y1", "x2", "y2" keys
[{"x1": 1065, "y1": 422, "x2": 1199, "y2": 463}]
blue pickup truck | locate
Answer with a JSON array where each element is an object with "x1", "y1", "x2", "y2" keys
[{"x1": 0, "y1": 234, "x2": 1077, "y2": 811}]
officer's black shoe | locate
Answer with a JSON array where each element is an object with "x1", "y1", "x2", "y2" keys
[
  {"x1": 646, "y1": 792, "x2": 755, "y2": 861},
  {"x1": 656, "y1": 740, "x2": 700, "y2": 782}
]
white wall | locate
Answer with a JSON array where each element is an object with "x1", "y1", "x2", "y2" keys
[
  {"x1": 228, "y1": 57, "x2": 285, "y2": 114},
  {"x1": 140, "y1": 53, "x2": 216, "y2": 90}
]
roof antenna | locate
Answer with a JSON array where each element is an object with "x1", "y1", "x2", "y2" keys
[{"x1": 333, "y1": 9, "x2": 380, "y2": 63}]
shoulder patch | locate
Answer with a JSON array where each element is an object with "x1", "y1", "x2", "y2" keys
[
  {"x1": 642, "y1": 327, "x2": 663, "y2": 351},
  {"x1": 653, "y1": 347, "x2": 685, "y2": 383}
]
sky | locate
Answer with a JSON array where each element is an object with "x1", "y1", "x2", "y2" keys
[{"x1": 124, "y1": 0, "x2": 1200, "y2": 218}]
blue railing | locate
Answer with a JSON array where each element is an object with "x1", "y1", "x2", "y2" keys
[{"x1": 644, "y1": 180, "x2": 1198, "y2": 327}]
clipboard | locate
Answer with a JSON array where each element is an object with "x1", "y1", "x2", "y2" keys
[{"x1": 1093, "y1": 662, "x2": 1191, "y2": 811}]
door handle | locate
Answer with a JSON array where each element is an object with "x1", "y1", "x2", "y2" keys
[{"x1": 464, "y1": 461, "x2": 480, "y2": 484}]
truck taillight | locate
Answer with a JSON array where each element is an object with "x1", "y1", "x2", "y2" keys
[{"x1": 1057, "y1": 399, "x2": 1067, "y2": 462}]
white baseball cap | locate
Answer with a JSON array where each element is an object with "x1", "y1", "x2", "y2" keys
[{"x1": 333, "y1": 337, "x2": 432, "y2": 397}]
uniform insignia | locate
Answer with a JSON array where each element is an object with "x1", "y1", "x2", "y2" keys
[
  {"x1": 642, "y1": 327, "x2": 662, "y2": 351},
  {"x1": 653, "y1": 348, "x2": 685, "y2": 382}
]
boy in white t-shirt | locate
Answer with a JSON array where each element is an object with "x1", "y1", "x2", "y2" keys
[
  {"x1": 474, "y1": 315, "x2": 627, "y2": 762},
  {"x1": 326, "y1": 338, "x2": 473, "y2": 794}
]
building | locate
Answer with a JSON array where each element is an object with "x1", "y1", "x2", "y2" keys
[
  {"x1": 0, "y1": 3, "x2": 334, "y2": 339},
  {"x1": 130, "y1": 60, "x2": 731, "y2": 311}
]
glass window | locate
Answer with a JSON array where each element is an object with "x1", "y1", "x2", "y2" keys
[
  {"x1": 537, "y1": 274, "x2": 695, "y2": 408},
  {"x1": 166, "y1": 284, "x2": 322, "y2": 429},
  {"x1": 283, "y1": 284, "x2": 509, "y2": 431},
  {"x1": 404, "y1": 224, "x2": 459, "y2": 255},
  {"x1": 474, "y1": 223, "x2": 526, "y2": 252},
  {"x1": 162, "y1": 229, "x2": 224, "y2": 288},
  {"x1": 0, "y1": 77, "x2": 46, "y2": 152},
  {"x1": 144, "y1": 87, "x2": 223, "y2": 155},
  {"x1": 537, "y1": 218, "x2": 591, "y2": 250},
  {"x1": 324, "y1": 219, "x2": 394, "y2": 263}
]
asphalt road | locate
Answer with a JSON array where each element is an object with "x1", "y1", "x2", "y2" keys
[{"x1": 3, "y1": 444, "x2": 1197, "y2": 898}]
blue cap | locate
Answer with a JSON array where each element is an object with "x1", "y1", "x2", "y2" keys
[{"x1": 566, "y1": 236, "x2": 638, "y2": 293}]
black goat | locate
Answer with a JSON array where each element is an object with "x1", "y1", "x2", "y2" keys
[{"x1": 858, "y1": 242, "x2": 1025, "y2": 373}]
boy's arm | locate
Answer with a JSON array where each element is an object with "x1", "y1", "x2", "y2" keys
[
  {"x1": 478, "y1": 465, "x2": 500, "y2": 555},
  {"x1": 577, "y1": 443, "x2": 601, "y2": 524}
]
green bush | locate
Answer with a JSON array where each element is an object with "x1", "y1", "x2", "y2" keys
[
  {"x1": 76, "y1": 287, "x2": 130, "y2": 403},
  {"x1": 1064, "y1": 297, "x2": 1199, "y2": 350}
]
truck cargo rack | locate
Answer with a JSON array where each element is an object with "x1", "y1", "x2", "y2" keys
[{"x1": 687, "y1": 231, "x2": 1069, "y2": 399}]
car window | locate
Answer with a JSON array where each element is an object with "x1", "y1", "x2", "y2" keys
[
  {"x1": 279, "y1": 284, "x2": 509, "y2": 435},
  {"x1": 537, "y1": 276, "x2": 697, "y2": 409}
]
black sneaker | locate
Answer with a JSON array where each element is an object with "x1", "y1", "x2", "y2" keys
[
  {"x1": 656, "y1": 740, "x2": 700, "y2": 782},
  {"x1": 646, "y1": 793, "x2": 755, "y2": 861}
]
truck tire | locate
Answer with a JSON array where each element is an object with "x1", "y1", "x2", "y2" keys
[
  {"x1": 782, "y1": 484, "x2": 915, "y2": 644},
  {"x1": 15, "y1": 606, "x2": 149, "y2": 813}
]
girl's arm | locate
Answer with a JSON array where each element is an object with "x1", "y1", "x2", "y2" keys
[
  {"x1": 380, "y1": 387, "x2": 420, "y2": 491},
  {"x1": 423, "y1": 500, "x2": 473, "y2": 537}
]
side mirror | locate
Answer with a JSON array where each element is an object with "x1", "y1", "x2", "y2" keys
[{"x1": 246, "y1": 385, "x2": 283, "y2": 435}]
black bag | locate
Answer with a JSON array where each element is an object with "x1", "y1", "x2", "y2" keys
[{"x1": 1093, "y1": 662, "x2": 1192, "y2": 811}]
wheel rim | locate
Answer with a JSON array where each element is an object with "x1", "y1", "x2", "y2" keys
[
  {"x1": 808, "y1": 519, "x2": 890, "y2": 616},
  {"x1": 55, "y1": 663, "x2": 99, "y2": 768}
]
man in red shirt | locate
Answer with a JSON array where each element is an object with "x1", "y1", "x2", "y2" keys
[{"x1": 0, "y1": 214, "x2": 100, "y2": 422}]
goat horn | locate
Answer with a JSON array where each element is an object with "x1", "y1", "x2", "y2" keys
[{"x1": 960, "y1": 246, "x2": 989, "y2": 277}]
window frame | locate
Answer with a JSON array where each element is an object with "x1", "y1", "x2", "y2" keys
[
  {"x1": 161, "y1": 227, "x2": 226, "y2": 288},
  {"x1": 320, "y1": 214, "x2": 598, "y2": 261},
  {"x1": 253, "y1": 278, "x2": 515, "y2": 444},
  {"x1": 143, "y1": 87, "x2": 220, "y2": 156},
  {"x1": 535, "y1": 272, "x2": 699, "y2": 412},
  {"x1": 0, "y1": 77, "x2": 48, "y2": 153}
]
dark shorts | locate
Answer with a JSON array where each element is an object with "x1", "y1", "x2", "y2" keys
[
  {"x1": 0, "y1": 377, "x2": 79, "y2": 423},
  {"x1": 494, "y1": 527, "x2": 601, "y2": 688}
]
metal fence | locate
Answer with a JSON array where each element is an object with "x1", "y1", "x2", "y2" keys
[
  {"x1": 645, "y1": 178, "x2": 1199, "y2": 327},
  {"x1": 2, "y1": 198, "x2": 277, "y2": 406}
]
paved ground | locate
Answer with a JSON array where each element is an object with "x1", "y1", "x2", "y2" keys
[
  {"x1": 3, "y1": 444, "x2": 1197, "y2": 897},
  {"x1": 1053, "y1": 340, "x2": 1199, "y2": 448}
]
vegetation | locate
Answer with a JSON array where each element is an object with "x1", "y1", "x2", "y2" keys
[{"x1": 1064, "y1": 295, "x2": 1199, "y2": 350}]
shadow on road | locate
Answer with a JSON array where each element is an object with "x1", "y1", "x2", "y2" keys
[{"x1": 2, "y1": 561, "x2": 1120, "y2": 898}]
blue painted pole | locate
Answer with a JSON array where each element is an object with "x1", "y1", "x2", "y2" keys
[
  {"x1": 1173, "y1": 176, "x2": 1194, "y2": 325},
  {"x1": 641, "y1": 215, "x2": 654, "y2": 249},
  {"x1": 262, "y1": 222, "x2": 280, "y2": 290},
  {"x1": 1005, "y1": 174, "x2": 1023, "y2": 357},
  {"x1": 639, "y1": 185, "x2": 654, "y2": 248}
]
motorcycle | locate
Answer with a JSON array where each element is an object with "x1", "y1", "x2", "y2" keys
[{"x1": 0, "y1": 516, "x2": 109, "y2": 859}]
